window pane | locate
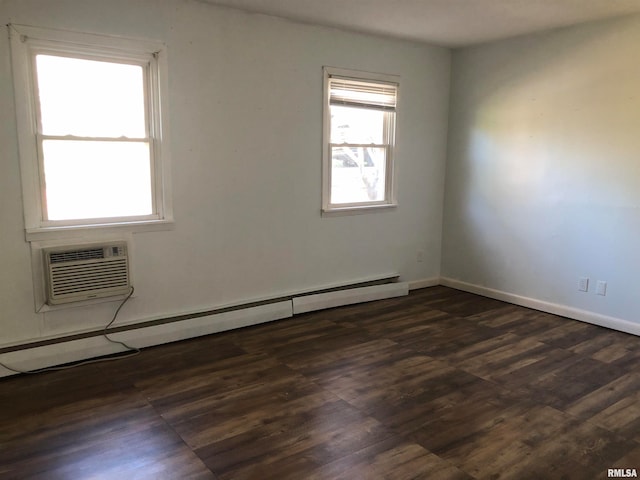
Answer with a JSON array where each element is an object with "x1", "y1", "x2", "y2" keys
[
  {"x1": 42, "y1": 140, "x2": 152, "y2": 220},
  {"x1": 330, "y1": 146, "x2": 386, "y2": 204},
  {"x1": 36, "y1": 55, "x2": 146, "y2": 138},
  {"x1": 330, "y1": 106, "x2": 385, "y2": 144}
]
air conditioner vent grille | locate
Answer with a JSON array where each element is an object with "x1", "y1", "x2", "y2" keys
[
  {"x1": 44, "y1": 242, "x2": 131, "y2": 305},
  {"x1": 50, "y1": 248, "x2": 104, "y2": 264},
  {"x1": 51, "y1": 259, "x2": 128, "y2": 295}
]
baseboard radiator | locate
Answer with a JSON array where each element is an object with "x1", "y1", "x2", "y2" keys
[
  {"x1": 0, "y1": 275, "x2": 408, "y2": 376},
  {"x1": 293, "y1": 282, "x2": 408, "y2": 314}
]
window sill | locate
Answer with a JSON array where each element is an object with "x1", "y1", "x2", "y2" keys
[
  {"x1": 322, "y1": 203, "x2": 397, "y2": 217},
  {"x1": 25, "y1": 218, "x2": 174, "y2": 242}
]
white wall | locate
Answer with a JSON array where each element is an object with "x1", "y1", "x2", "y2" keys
[
  {"x1": 0, "y1": 0, "x2": 450, "y2": 347},
  {"x1": 443, "y1": 15, "x2": 640, "y2": 326}
]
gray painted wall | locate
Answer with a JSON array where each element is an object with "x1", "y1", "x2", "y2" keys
[
  {"x1": 443, "y1": 14, "x2": 640, "y2": 325},
  {"x1": 0, "y1": 0, "x2": 450, "y2": 346}
]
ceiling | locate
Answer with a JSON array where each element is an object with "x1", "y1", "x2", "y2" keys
[{"x1": 201, "y1": 0, "x2": 640, "y2": 47}]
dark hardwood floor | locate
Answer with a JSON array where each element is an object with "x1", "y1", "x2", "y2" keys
[{"x1": 1, "y1": 286, "x2": 639, "y2": 479}]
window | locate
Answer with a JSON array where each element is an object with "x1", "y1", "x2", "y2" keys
[
  {"x1": 9, "y1": 24, "x2": 172, "y2": 239},
  {"x1": 322, "y1": 67, "x2": 398, "y2": 214}
]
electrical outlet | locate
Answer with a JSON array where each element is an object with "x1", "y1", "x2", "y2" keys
[
  {"x1": 596, "y1": 280, "x2": 607, "y2": 296},
  {"x1": 578, "y1": 277, "x2": 589, "y2": 292},
  {"x1": 416, "y1": 249, "x2": 424, "y2": 263}
]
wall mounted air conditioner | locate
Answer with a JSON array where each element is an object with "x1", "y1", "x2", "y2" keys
[{"x1": 43, "y1": 242, "x2": 131, "y2": 305}]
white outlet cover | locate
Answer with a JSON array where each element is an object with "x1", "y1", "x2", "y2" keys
[
  {"x1": 596, "y1": 281, "x2": 607, "y2": 296},
  {"x1": 578, "y1": 277, "x2": 589, "y2": 292}
]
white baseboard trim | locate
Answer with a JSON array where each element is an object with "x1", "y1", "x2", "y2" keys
[
  {"x1": 7, "y1": 275, "x2": 636, "y2": 378},
  {"x1": 0, "y1": 274, "x2": 403, "y2": 378},
  {"x1": 292, "y1": 282, "x2": 409, "y2": 315},
  {"x1": 407, "y1": 277, "x2": 440, "y2": 290},
  {"x1": 115, "y1": 301, "x2": 293, "y2": 349},
  {"x1": 0, "y1": 302, "x2": 292, "y2": 378},
  {"x1": 440, "y1": 277, "x2": 640, "y2": 337}
]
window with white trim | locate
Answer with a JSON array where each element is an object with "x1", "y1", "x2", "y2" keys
[
  {"x1": 323, "y1": 67, "x2": 398, "y2": 213},
  {"x1": 9, "y1": 24, "x2": 172, "y2": 238}
]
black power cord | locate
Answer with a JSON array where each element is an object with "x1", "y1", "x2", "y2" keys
[{"x1": 0, "y1": 286, "x2": 139, "y2": 375}]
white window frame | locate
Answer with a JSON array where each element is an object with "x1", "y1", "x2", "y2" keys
[
  {"x1": 9, "y1": 24, "x2": 173, "y2": 241},
  {"x1": 322, "y1": 66, "x2": 399, "y2": 215}
]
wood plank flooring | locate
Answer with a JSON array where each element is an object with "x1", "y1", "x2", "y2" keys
[{"x1": 1, "y1": 286, "x2": 639, "y2": 479}]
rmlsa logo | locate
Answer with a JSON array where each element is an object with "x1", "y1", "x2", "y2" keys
[{"x1": 608, "y1": 469, "x2": 638, "y2": 478}]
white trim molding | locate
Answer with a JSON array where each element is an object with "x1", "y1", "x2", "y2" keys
[
  {"x1": 322, "y1": 66, "x2": 399, "y2": 215},
  {"x1": 8, "y1": 24, "x2": 173, "y2": 241},
  {"x1": 5, "y1": 275, "x2": 638, "y2": 377},
  {"x1": 0, "y1": 301, "x2": 293, "y2": 377},
  {"x1": 440, "y1": 277, "x2": 640, "y2": 337},
  {"x1": 292, "y1": 282, "x2": 408, "y2": 314},
  {"x1": 0, "y1": 274, "x2": 402, "y2": 377}
]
